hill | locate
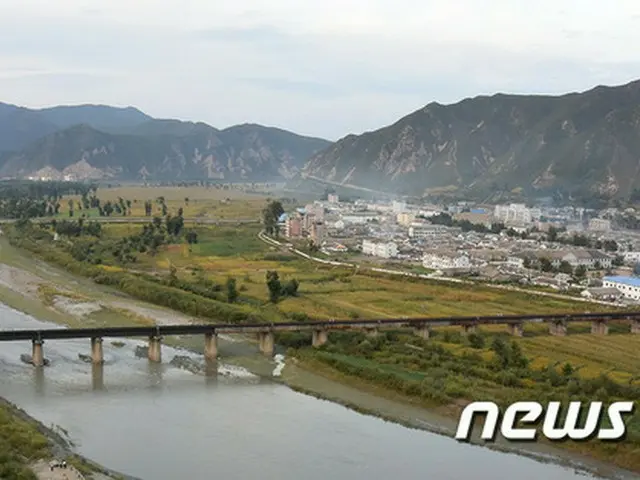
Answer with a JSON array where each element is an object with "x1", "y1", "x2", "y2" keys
[
  {"x1": 0, "y1": 122, "x2": 330, "y2": 182},
  {"x1": 0, "y1": 103, "x2": 330, "y2": 182},
  {"x1": 301, "y1": 79, "x2": 640, "y2": 200}
]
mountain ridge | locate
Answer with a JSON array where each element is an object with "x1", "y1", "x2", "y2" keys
[{"x1": 301, "y1": 78, "x2": 640, "y2": 200}]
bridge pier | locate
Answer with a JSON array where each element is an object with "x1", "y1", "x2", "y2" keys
[
  {"x1": 631, "y1": 319, "x2": 640, "y2": 334},
  {"x1": 312, "y1": 329, "x2": 328, "y2": 348},
  {"x1": 462, "y1": 324, "x2": 477, "y2": 335},
  {"x1": 204, "y1": 333, "x2": 218, "y2": 360},
  {"x1": 507, "y1": 323, "x2": 524, "y2": 337},
  {"x1": 591, "y1": 320, "x2": 609, "y2": 335},
  {"x1": 549, "y1": 321, "x2": 567, "y2": 336},
  {"x1": 31, "y1": 339, "x2": 44, "y2": 367},
  {"x1": 414, "y1": 325, "x2": 430, "y2": 340},
  {"x1": 90, "y1": 337, "x2": 104, "y2": 364},
  {"x1": 148, "y1": 335, "x2": 162, "y2": 362},
  {"x1": 257, "y1": 332, "x2": 274, "y2": 356}
]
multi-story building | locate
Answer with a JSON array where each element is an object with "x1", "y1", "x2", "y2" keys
[
  {"x1": 409, "y1": 223, "x2": 457, "y2": 239},
  {"x1": 602, "y1": 276, "x2": 640, "y2": 301},
  {"x1": 327, "y1": 194, "x2": 339, "y2": 204},
  {"x1": 588, "y1": 218, "x2": 612, "y2": 231},
  {"x1": 362, "y1": 240, "x2": 398, "y2": 258},
  {"x1": 493, "y1": 203, "x2": 532, "y2": 225},
  {"x1": 422, "y1": 252, "x2": 471, "y2": 270},
  {"x1": 310, "y1": 222, "x2": 325, "y2": 245},
  {"x1": 397, "y1": 212, "x2": 416, "y2": 227},
  {"x1": 285, "y1": 217, "x2": 302, "y2": 238},
  {"x1": 392, "y1": 201, "x2": 407, "y2": 213}
]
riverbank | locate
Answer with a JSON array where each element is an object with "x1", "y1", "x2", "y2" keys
[
  {"x1": 0, "y1": 397, "x2": 137, "y2": 480},
  {"x1": 0, "y1": 239, "x2": 637, "y2": 480}
]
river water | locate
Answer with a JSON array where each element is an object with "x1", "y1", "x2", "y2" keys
[{"x1": 0, "y1": 302, "x2": 632, "y2": 480}]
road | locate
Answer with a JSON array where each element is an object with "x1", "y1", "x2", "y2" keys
[
  {"x1": 31, "y1": 460, "x2": 85, "y2": 480},
  {"x1": 257, "y1": 231, "x2": 621, "y2": 308}
]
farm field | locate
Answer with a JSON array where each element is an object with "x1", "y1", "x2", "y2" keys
[{"x1": 57, "y1": 184, "x2": 295, "y2": 220}]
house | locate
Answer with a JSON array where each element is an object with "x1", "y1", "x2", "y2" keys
[{"x1": 581, "y1": 287, "x2": 622, "y2": 301}]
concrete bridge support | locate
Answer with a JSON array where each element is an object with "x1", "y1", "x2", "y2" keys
[
  {"x1": 414, "y1": 325, "x2": 431, "y2": 340},
  {"x1": 148, "y1": 335, "x2": 162, "y2": 362},
  {"x1": 31, "y1": 339, "x2": 44, "y2": 367},
  {"x1": 507, "y1": 323, "x2": 524, "y2": 337},
  {"x1": 632, "y1": 319, "x2": 640, "y2": 334},
  {"x1": 257, "y1": 332, "x2": 274, "y2": 356},
  {"x1": 462, "y1": 324, "x2": 477, "y2": 335},
  {"x1": 312, "y1": 329, "x2": 328, "y2": 348},
  {"x1": 204, "y1": 333, "x2": 218, "y2": 360},
  {"x1": 549, "y1": 321, "x2": 567, "y2": 336},
  {"x1": 591, "y1": 320, "x2": 609, "y2": 335},
  {"x1": 90, "y1": 337, "x2": 104, "y2": 364}
]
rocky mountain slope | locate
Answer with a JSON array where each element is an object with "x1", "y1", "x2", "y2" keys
[
  {"x1": 302, "y1": 79, "x2": 640, "y2": 199},
  {"x1": 0, "y1": 104, "x2": 330, "y2": 182}
]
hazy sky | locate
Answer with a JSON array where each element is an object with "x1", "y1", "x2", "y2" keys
[{"x1": 1, "y1": 1, "x2": 639, "y2": 140}]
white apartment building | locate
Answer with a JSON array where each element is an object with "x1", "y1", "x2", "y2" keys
[
  {"x1": 327, "y1": 194, "x2": 339, "y2": 204},
  {"x1": 408, "y1": 223, "x2": 452, "y2": 239},
  {"x1": 623, "y1": 252, "x2": 640, "y2": 265},
  {"x1": 493, "y1": 203, "x2": 532, "y2": 225},
  {"x1": 422, "y1": 252, "x2": 471, "y2": 270},
  {"x1": 588, "y1": 218, "x2": 611, "y2": 231},
  {"x1": 602, "y1": 276, "x2": 640, "y2": 301},
  {"x1": 362, "y1": 240, "x2": 398, "y2": 258},
  {"x1": 392, "y1": 201, "x2": 407, "y2": 213},
  {"x1": 342, "y1": 213, "x2": 379, "y2": 224}
]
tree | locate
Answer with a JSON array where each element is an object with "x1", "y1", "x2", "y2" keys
[
  {"x1": 558, "y1": 261, "x2": 573, "y2": 275},
  {"x1": 282, "y1": 278, "x2": 299, "y2": 297},
  {"x1": 547, "y1": 226, "x2": 558, "y2": 242},
  {"x1": 226, "y1": 277, "x2": 238, "y2": 303},
  {"x1": 613, "y1": 255, "x2": 624, "y2": 267},
  {"x1": 574, "y1": 265, "x2": 587, "y2": 278},
  {"x1": 540, "y1": 257, "x2": 553, "y2": 272},
  {"x1": 262, "y1": 201, "x2": 284, "y2": 236},
  {"x1": 266, "y1": 270, "x2": 282, "y2": 303},
  {"x1": 186, "y1": 230, "x2": 198, "y2": 248},
  {"x1": 68, "y1": 199, "x2": 74, "y2": 217}
]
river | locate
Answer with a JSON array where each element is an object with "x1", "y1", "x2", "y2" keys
[{"x1": 1, "y1": 303, "x2": 636, "y2": 480}]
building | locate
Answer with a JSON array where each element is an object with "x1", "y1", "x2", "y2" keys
[
  {"x1": 327, "y1": 194, "x2": 339, "y2": 204},
  {"x1": 408, "y1": 223, "x2": 454, "y2": 239},
  {"x1": 581, "y1": 287, "x2": 623, "y2": 301},
  {"x1": 396, "y1": 212, "x2": 416, "y2": 227},
  {"x1": 588, "y1": 218, "x2": 611, "y2": 232},
  {"x1": 342, "y1": 213, "x2": 378, "y2": 224},
  {"x1": 493, "y1": 203, "x2": 532, "y2": 225},
  {"x1": 285, "y1": 217, "x2": 302, "y2": 238},
  {"x1": 362, "y1": 240, "x2": 398, "y2": 258},
  {"x1": 602, "y1": 276, "x2": 640, "y2": 301},
  {"x1": 392, "y1": 201, "x2": 407, "y2": 213},
  {"x1": 422, "y1": 252, "x2": 471, "y2": 270},
  {"x1": 310, "y1": 222, "x2": 325, "y2": 245}
]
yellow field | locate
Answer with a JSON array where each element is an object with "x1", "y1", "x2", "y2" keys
[{"x1": 60, "y1": 185, "x2": 277, "y2": 219}]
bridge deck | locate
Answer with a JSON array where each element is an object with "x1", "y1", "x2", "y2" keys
[{"x1": 0, "y1": 311, "x2": 636, "y2": 341}]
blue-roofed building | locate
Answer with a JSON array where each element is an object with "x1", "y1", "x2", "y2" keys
[
  {"x1": 602, "y1": 276, "x2": 640, "y2": 301},
  {"x1": 278, "y1": 213, "x2": 288, "y2": 223}
]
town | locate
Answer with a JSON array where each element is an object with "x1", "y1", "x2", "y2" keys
[{"x1": 279, "y1": 194, "x2": 640, "y2": 304}]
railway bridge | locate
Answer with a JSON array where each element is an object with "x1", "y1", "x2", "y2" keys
[{"x1": 1, "y1": 311, "x2": 639, "y2": 366}]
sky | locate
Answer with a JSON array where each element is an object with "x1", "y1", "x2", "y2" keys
[{"x1": 1, "y1": 1, "x2": 639, "y2": 140}]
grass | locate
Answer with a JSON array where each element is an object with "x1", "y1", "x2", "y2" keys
[{"x1": 0, "y1": 401, "x2": 50, "y2": 480}]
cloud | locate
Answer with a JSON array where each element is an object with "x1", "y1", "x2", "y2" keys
[{"x1": 0, "y1": 0, "x2": 639, "y2": 139}]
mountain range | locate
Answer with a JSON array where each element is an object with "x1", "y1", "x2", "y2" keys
[
  {"x1": 302, "y1": 79, "x2": 640, "y2": 201},
  {"x1": 2, "y1": 78, "x2": 640, "y2": 199},
  {"x1": 0, "y1": 103, "x2": 330, "y2": 182}
]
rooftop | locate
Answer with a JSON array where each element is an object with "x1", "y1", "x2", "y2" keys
[{"x1": 603, "y1": 276, "x2": 640, "y2": 287}]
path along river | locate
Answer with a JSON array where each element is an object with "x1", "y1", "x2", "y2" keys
[{"x1": 0, "y1": 302, "x2": 638, "y2": 480}]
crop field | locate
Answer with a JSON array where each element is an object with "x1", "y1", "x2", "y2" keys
[{"x1": 58, "y1": 185, "x2": 281, "y2": 220}]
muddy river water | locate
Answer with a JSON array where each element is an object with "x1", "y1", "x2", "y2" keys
[{"x1": 1, "y1": 302, "x2": 637, "y2": 480}]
